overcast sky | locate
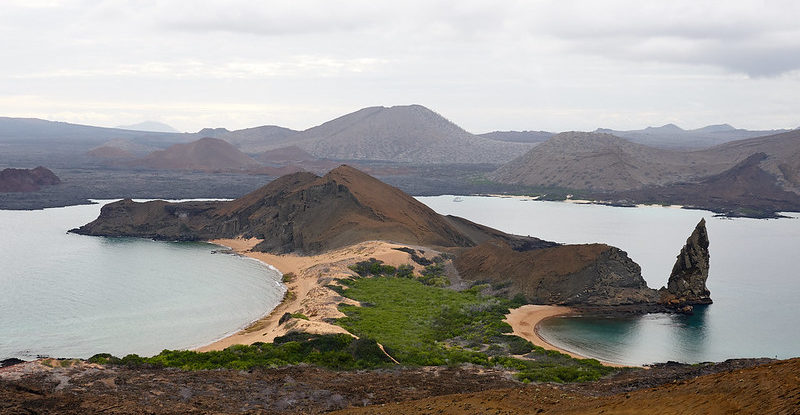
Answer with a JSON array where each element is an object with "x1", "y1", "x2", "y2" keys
[{"x1": 2, "y1": 0, "x2": 799, "y2": 133}]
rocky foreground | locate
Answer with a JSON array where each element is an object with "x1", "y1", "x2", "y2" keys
[{"x1": 1, "y1": 357, "x2": 796, "y2": 414}]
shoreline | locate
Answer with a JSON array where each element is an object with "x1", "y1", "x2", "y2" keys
[
  {"x1": 504, "y1": 305, "x2": 632, "y2": 368},
  {"x1": 200, "y1": 238, "x2": 633, "y2": 368},
  {"x1": 197, "y1": 238, "x2": 437, "y2": 352}
]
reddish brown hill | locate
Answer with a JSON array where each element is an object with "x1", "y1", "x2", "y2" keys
[
  {"x1": 131, "y1": 137, "x2": 263, "y2": 171},
  {"x1": 0, "y1": 166, "x2": 60, "y2": 192},
  {"x1": 74, "y1": 166, "x2": 477, "y2": 253},
  {"x1": 208, "y1": 165, "x2": 477, "y2": 253}
]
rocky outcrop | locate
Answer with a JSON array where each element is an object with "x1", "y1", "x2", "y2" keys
[
  {"x1": 660, "y1": 219, "x2": 712, "y2": 312},
  {"x1": 453, "y1": 241, "x2": 659, "y2": 306},
  {"x1": 0, "y1": 166, "x2": 60, "y2": 192}
]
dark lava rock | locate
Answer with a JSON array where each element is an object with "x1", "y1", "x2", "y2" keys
[
  {"x1": 1, "y1": 358, "x2": 25, "y2": 368},
  {"x1": 661, "y1": 218, "x2": 712, "y2": 308}
]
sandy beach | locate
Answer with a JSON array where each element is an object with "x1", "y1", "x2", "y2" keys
[
  {"x1": 505, "y1": 305, "x2": 631, "y2": 367},
  {"x1": 200, "y1": 238, "x2": 630, "y2": 367},
  {"x1": 197, "y1": 238, "x2": 438, "y2": 352}
]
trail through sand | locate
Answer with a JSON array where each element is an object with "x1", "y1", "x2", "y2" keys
[{"x1": 197, "y1": 238, "x2": 436, "y2": 352}]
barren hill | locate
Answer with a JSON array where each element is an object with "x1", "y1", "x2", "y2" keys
[
  {"x1": 130, "y1": 137, "x2": 263, "y2": 171},
  {"x1": 87, "y1": 139, "x2": 160, "y2": 161},
  {"x1": 488, "y1": 132, "x2": 714, "y2": 191},
  {"x1": 0, "y1": 166, "x2": 60, "y2": 192},
  {"x1": 708, "y1": 129, "x2": 800, "y2": 194},
  {"x1": 281, "y1": 105, "x2": 533, "y2": 164},
  {"x1": 489, "y1": 130, "x2": 800, "y2": 215},
  {"x1": 597, "y1": 123, "x2": 791, "y2": 150}
]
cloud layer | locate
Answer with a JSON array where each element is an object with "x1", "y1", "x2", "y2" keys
[{"x1": 0, "y1": 0, "x2": 798, "y2": 132}]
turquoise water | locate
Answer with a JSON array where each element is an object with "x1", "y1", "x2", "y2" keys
[
  {"x1": 418, "y1": 196, "x2": 800, "y2": 365},
  {"x1": 0, "y1": 201, "x2": 285, "y2": 360}
]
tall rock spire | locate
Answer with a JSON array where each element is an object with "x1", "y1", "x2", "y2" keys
[{"x1": 661, "y1": 219, "x2": 712, "y2": 312}]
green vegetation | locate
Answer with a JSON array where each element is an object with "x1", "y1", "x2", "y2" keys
[
  {"x1": 418, "y1": 263, "x2": 448, "y2": 287},
  {"x1": 337, "y1": 276, "x2": 615, "y2": 382},
  {"x1": 281, "y1": 272, "x2": 296, "y2": 283},
  {"x1": 88, "y1": 258, "x2": 615, "y2": 383},
  {"x1": 350, "y1": 257, "x2": 449, "y2": 287},
  {"x1": 88, "y1": 333, "x2": 393, "y2": 371}
]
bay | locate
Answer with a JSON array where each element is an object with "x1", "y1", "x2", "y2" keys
[
  {"x1": 0, "y1": 201, "x2": 285, "y2": 360},
  {"x1": 418, "y1": 196, "x2": 800, "y2": 365}
]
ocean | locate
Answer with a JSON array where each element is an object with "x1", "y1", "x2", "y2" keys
[
  {"x1": 0, "y1": 201, "x2": 285, "y2": 360},
  {"x1": 418, "y1": 195, "x2": 800, "y2": 366}
]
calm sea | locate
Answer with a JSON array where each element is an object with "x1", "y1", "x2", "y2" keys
[
  {"x1": 418, "y1": 196, "x2": 800, "y2": 365},
  {"x1": 0, "y1": 201, "x2": 285, "y2": 360}
]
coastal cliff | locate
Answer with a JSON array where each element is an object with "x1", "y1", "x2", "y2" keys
[
  {"x1": 453, "y1": 241, "x2": 658, "y2": 306},
  {"x1": 73, "y1": 165, "x2": 706, "y2": 309}
]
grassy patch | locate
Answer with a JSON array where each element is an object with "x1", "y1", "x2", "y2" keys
[
  {"x1": 88, "y1": 333, "x2": 393, "y2": 371},
  {"x1": 290, "y1": 312, "x2": 309, "y2": 320},
  {"x1": 281, "y1": 272, "x2": 296, "y2": 283},
  {"x1": 336, "y1": 276, "x2": 615, "y2": 382}
]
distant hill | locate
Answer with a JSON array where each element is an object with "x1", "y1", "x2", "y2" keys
[
  {"x1": 490, "y1": 130, "x2": 800, "y2": 216},
  {"x1": 616, "y1": 153, "x2": 800, "y2": 217},
  {"x1": 0, "y1": 117, "x2": 189, "y2": 147},
  {"x1": 130, "y1": 137, "x2": 263, "y2": 171},
  {"x1": 596, "y1": 124, "x2": 792, "y2": 150},
  {"x1": 478, "y1": 130, "x2": 555, "y2": 144},
  {"x1": 488, "y1": 132, "x2": 719, "y2": 191},
  {"x1": 115, "y1": 121, "x2": 179, "y2": 133},
  {"x1": 708, "y1": 129, "x2": 800, "y2": 194},
  {"x1": 219, "y1": 126, "x2": 299, "y2": 154},
  {"x1": 0, "y1": 166, "x2": 60, "y2": 192},
  {"x1": 278, "y1": 105, "x2": 534, "y2": 164},
  {"x1": 87, "y1": 139, "x2": 161, "y2": 161},
  {"x1": 255, "y1": 145, "x2": 316, "y2": 164}
]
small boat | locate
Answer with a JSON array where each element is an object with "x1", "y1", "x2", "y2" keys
[{"x1": 452, "y1": 196, "x2": 464, "y2": 202}]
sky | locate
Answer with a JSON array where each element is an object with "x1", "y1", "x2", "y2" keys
[{"x1": 1, "y1": 0, "x2": 799, "y2": 133}]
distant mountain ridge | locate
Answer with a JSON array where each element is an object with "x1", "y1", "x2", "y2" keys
[
  {"x1": 595, "y1": 124, "x2": 792, "y2": 150},
  {"x1": 478, "y1": 130, "x2": 555, "y2": 144},
  {"x1": 0, "y1": 117, "x2": 189, "y2": 147},
  {"x1": 115, "y1": 121, "x2": 179, "y2": 133}
]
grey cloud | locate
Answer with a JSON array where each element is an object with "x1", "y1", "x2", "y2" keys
[{"x1": 522, "y1": 0, "x2": 800, "y2": 77}]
